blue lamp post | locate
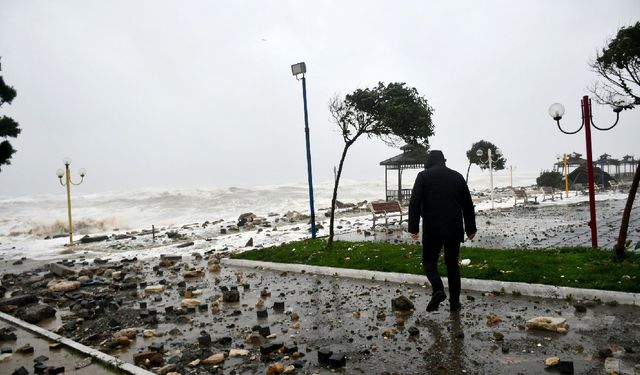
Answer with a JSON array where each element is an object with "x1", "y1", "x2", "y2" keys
[{"x1": 291, "y1": 62, "x2": 317, "y2": 239}]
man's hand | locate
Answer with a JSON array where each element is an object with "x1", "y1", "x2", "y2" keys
[
  {"x1": 467, "y1": 232, "x2": 476, "y2": 241},
  {"x1": 409, "y1": 232, "x2": 419, "y2": 240}
]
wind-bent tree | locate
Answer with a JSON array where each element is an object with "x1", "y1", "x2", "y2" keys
[
  {"x1": 0, "y1": 74, "x2": 20, "y2": 172},
  {"x1": 464, "y1": 140, "x2": 506, "y2": 182},
  {"x1": 590, "y1": 22, "x2": 640, "y2": 260},
  {"x1": 327, "y1": 82, "x2": 434, "y2": 247}
]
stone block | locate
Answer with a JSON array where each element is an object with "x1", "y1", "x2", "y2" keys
[
  {"x1": 258, "y1": 326, "x2": 271, "y2": 337},
  {"x1": 223, "y1": 290, "x2": 239, "y2": 302},
  {"x1": 273, "y1": 301, "x2": 285, "y2": 312},
  {"x1": 318, "y1": 348, "x2": 333, "y2": 363},
  {"x1": 329, "y1": 352, "x2": 346, "y2": 368}
]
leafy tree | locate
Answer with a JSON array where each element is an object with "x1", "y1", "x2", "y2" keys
[
  {"x1": 590, "y1": 21, "x2": 640, "y2": 108},
  {"x1": 536, "y1": 170, "x2": 564, "y2": 189},
  {"x1": 590, "y1": 23, "x2": 640, "y2": 260},
  {"x1": 464, "y1": 140, "x2": 506, "y2": 182},
  {"x1": 327, "y1": 82, "x2": 434, "y2": 247},
  {"x1": 0, "y1": 73, "x2": 20, "y2": 172}
]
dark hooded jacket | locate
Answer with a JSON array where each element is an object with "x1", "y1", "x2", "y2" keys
[{"x1": 408, "y1": 150, "x2": 476, "y2": 241}]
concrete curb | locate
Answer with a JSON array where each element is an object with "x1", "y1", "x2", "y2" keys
[
  {"x1": 222, "y1": 258, "x2": 639, "y2": 306},
  {"x1": 0, "y1": 311, "x2": 154, "y2": 375}
]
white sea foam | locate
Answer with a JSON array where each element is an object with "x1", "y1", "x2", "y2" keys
[
  {"x1": 0, "y1": 179, "x2": 385, "y2": 239},
  {"x1": 0, "y1": 172, "x2": 542, "y2": 240}
]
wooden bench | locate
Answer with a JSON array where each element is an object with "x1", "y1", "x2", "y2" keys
[
  {"x1": 573, "y1": 183, "x2": 586, "y2": 196},
  {"x1": 513, "y1": 189, "x2": 537, "y2": 206},
  {"x1": 541, "y1": 186, "x2": 563, "y2": 201},
  {"x1": 369, "y1": 200, "x2": 406, "y2": 229}
]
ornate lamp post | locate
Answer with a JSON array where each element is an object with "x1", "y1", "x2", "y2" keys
[
  {"x1": 548, "y1": 95, "x2": 624, "y2": 248},
  {"x1": 476, "y1": 147, "x2": 502, "y2": 209},
  {"x1": 56, "y1": 157, "x2": 86, "y2": 245},
  {"x1": 291, "y1": 62, "x2": 316, "y2": 239}
]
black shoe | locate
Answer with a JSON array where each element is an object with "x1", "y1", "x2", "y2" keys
[
  {"x1": 426, "y1": 291, "x2": 447, "y2": 312},
  {"x1": 450, "y1": 302, "x2": 462, "y2": 313}
]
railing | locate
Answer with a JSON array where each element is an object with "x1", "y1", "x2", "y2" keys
[{"x1": 386, "y1": 189, "x2": 412, "y2": 202}]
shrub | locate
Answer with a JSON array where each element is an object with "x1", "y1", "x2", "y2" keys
[{"x1": 536, "y1": 170, "x2": 564, "y2": 189}]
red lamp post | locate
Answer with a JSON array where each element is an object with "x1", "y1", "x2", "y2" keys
[{"x1": 548, "y1": 95, "x2": 623, "y2": 248}]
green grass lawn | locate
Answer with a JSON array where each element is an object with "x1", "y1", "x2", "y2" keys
[{"x1": 232, "y1": 240, "x2": 640, "y2": 293}]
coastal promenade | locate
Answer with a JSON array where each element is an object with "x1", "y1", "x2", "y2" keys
[{"x1": 0, "y1": 255, "x2": 638, "y2": 374}]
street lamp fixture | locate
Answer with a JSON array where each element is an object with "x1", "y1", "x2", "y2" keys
[
  {"x1": 56, "y1": 157, "x2": 86, "y2": 245},
  {"x1": 476, "y1": 148, "x2": 502, "y2": 209},
  {"x1": 291, "y1": 62, "x2": 306, "y2": 77},
  {"x1": 291, "y1": 61, "x2": 316, "y2": 238},
  {"x1": 548, "y1": 95, "x2": 625, "y2": 248}
]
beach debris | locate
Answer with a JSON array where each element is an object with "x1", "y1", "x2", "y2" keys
[
  {"x1": 16, "y1": 304, "x2": 56, "y2": 324},
  {"x1": 408, "y1": 326, "x2": 420, "y2": 336},
  {"x1": 460, "y1": 258, "x2": 471, "y2": 266},
  {"x1": 222, "y1": 290, "x2": 239, "y2": 302},
  {"x1": 604, "y1": 357, "x2": 620, "y2": 374},
  {"x1": 48, "y1": 263, "x2": 76, "y2": 277},
  {"x1": 245, "y1": 333, "x2": 266, "y2": 346},
  {"x1": 113, "y1": 328, "x2": 137, "y2": 339},
  {"x1": 329, "y1": 352, "x2": 347, "y2": 368},
  {"x1": 46, "y1": 280, "x2": 81, "y2": 292},
  {"x1": 285, "y1": 211, "x2": 304, "y2": 222},
  {"x1": 183, "y1": 270, "x2": 204, "y2": 278},
  {"x1": 382, "y1": 327, "x2": 398, "y2": 338},
  {"x1": 0, "y1": 295, "x2": 37, "y2": 309},
  {"x1": 526, "y1": 316, "x2": 567, "y2": 333},
  {"x1": 143, "y1": 329, "x2": 156, "y2": 338},
  {"x1": 486, "y1": 313, "x2": 502, "y2": 326},
  {"x1": 144, "y1": 284, "x2": 165, "y2": 294},
  {"x1": 133, "y1": 352, "x2": 163, "y2": 367},
  {"x1": 202, "y1": 353, "x2": 225, "y2": 365},
  {"x1": 238, "y1": 212, "x2": 256, "y2": 227},
  {"x1": 245, "y1": 237, "x2": 254, "y2": 247},
  {"x1": 266, "y1": 362, "x2": 285, "y2": 374},
  {"x1": 544, "y1": 356, "x2": 560, "y2": 367},
  {"x1": 180, "y1": 298, "x2": 200, "y2": 308},
  {"x1": 229, "y1": 348, "x2": 249, "y2": 357},
  {"x1": 176, "y1": 241, "x2": 194, "y2": 248},
  {"x1": 391, "y1": 295, "x2": 414, "y2": 312},
  {"x1": 166, "y1": 231, "x2": 183, "y2": 239},
  {"x1": 15, "y1": 343, "x2": 34, "y2": 354},
  {"x1": 79, "y1": 235, "x2": 109, "y2": 243},
  {"x1": 573, "y1": 303, "x2": 587, "y2": 313}
]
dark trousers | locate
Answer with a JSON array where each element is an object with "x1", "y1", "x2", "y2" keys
[{"x1": 422, "y1": 235, "x2": 461, "y2": 304}]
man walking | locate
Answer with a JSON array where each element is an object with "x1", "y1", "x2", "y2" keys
[{"x1": 408, "y1": 150, "x2": 476, "y2": 312}]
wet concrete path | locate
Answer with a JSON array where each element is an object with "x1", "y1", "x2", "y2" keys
[
  {"x1": 3, "y1": 257, "x2": 638, "y2": 374},
  {"x1": 0, "y1": 320, "x2": 114, "y2": 375}
]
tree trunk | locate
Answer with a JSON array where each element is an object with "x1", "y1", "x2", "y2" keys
[
  {"x1": 327, "y1": 143, "x2": 352, "y2": 248},
  {"x1": 465, "y1": 162, "x2": 472, "y2": 183},
  {"x1": 614, "y1": 161, "x2": 640, "y2": 261}
]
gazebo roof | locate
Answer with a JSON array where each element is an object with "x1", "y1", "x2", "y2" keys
[{"x1": 380, "y1": 144, "x2": 426, "y2": 170}]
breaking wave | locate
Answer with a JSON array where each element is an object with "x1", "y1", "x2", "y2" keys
[{"x1": 8, "y1": 217, "x2": 122, "y2": 237}]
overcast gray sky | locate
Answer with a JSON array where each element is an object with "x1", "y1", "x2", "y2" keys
[{"x1": 1, "y1": 0, "x2": 639, "y2": 197}]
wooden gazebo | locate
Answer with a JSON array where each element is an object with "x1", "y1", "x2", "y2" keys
[
  {"x1": 555, "y1": 152, "x2": 587, "y2": 174},
  {"x1": 595, "y1": 153, "x2": 620, "y2": 177},
  {"x1": 379, "y1": 144, "x2": 426, "y2": 203},
  {"x1": 620, "y1": 155, "x2": 638, "y2": 179}
]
